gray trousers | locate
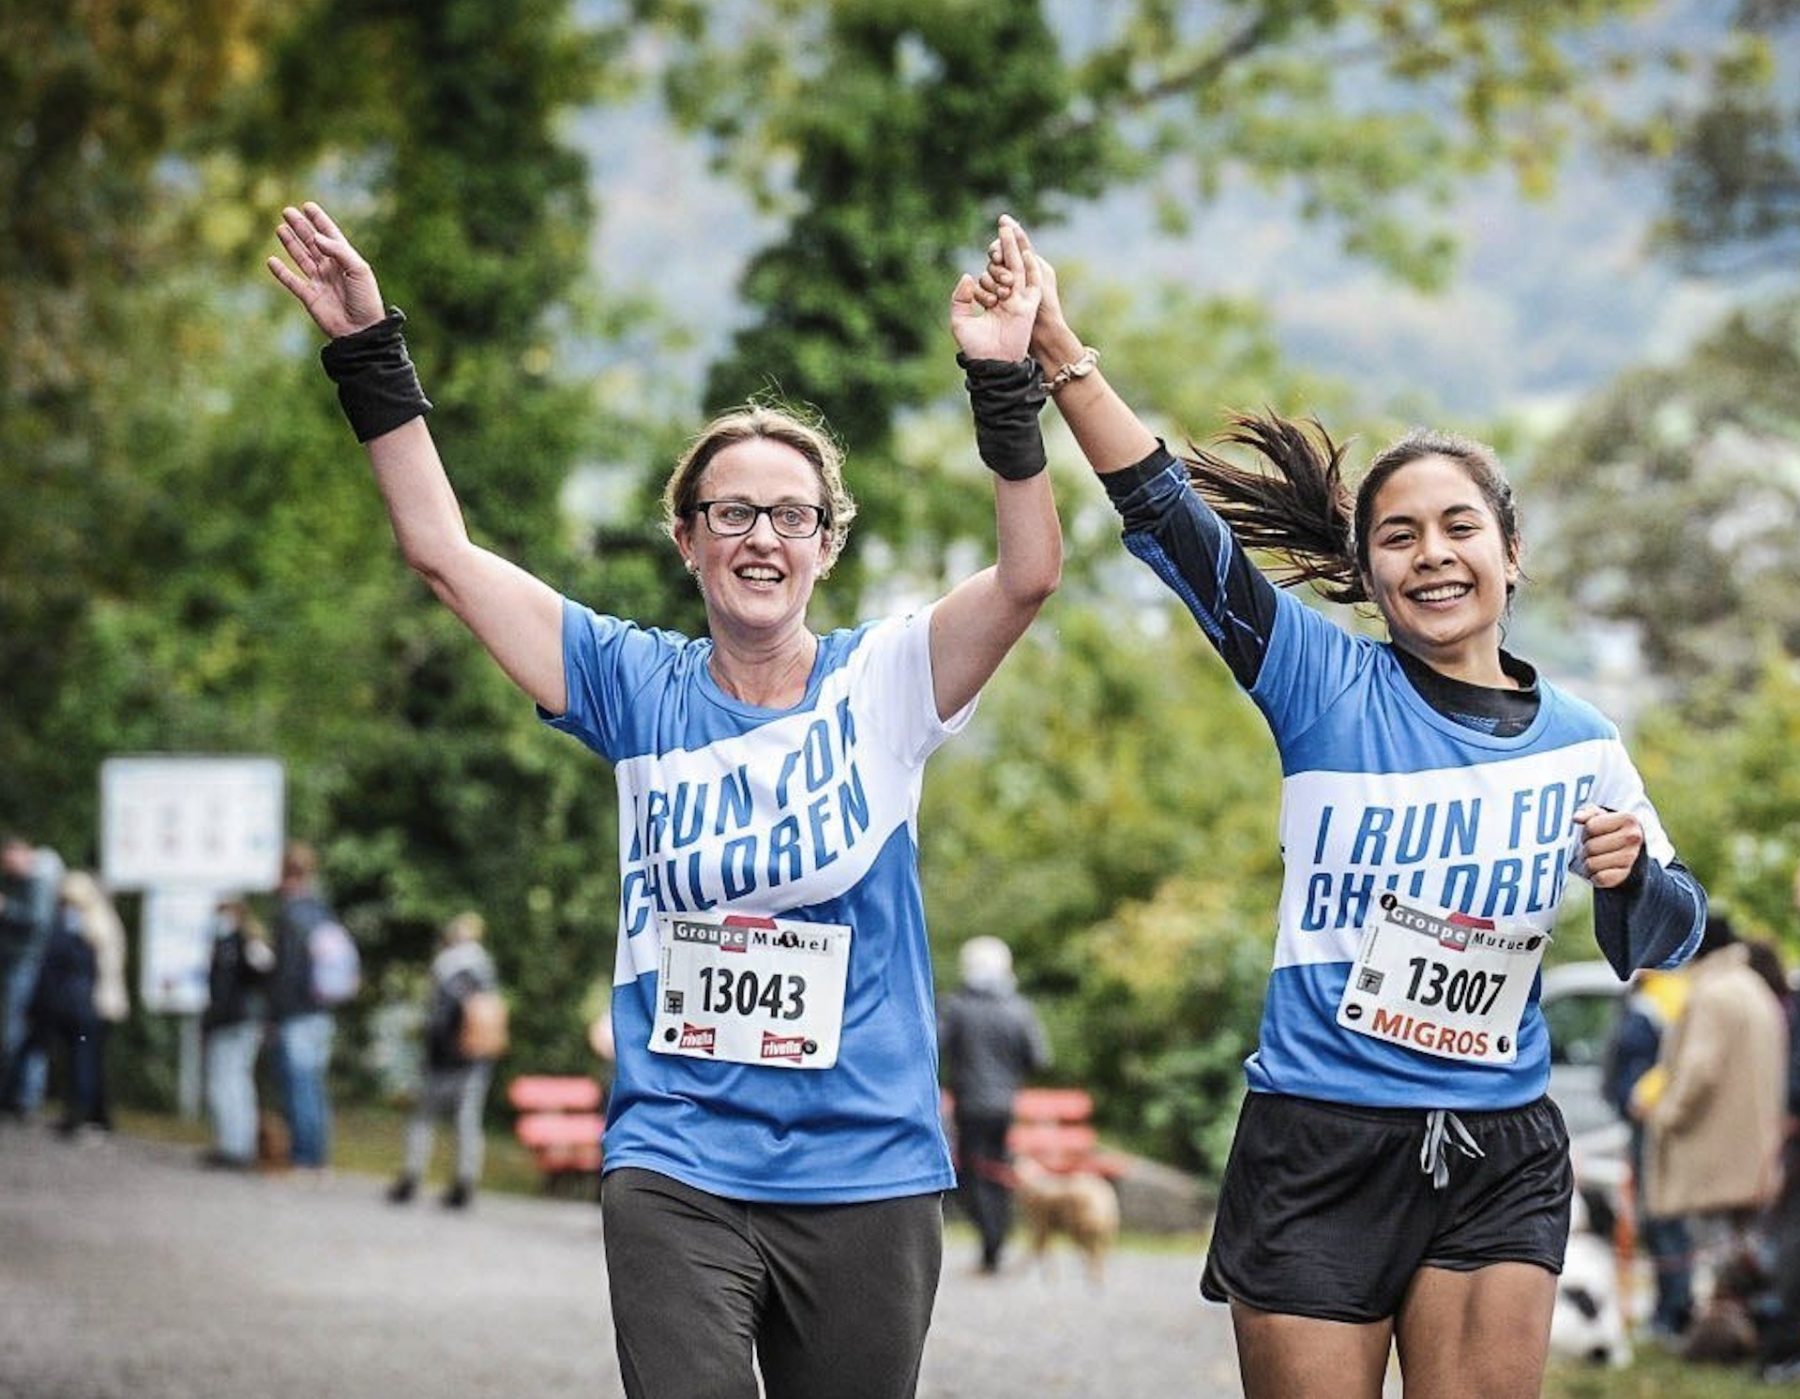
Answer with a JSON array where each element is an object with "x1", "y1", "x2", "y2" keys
[
  {"x1": 600, "y1": 1167, "x2": 942, "y2": 1399},
  {"x1": 404, "y1": 1062, "x2": 493, "y2": 1184}
]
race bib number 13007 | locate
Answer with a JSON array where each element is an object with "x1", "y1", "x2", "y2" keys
[
  {"x1": 650, "y1": 913, "x2": 851, "y2": 1070},
  {"x1": 1335, "y1": 894, "x2": 1547, "y2": 1066}
]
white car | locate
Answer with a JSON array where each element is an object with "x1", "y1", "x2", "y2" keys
[{"x1": 1540, "y1": 960, "x2": 1633, "y2": 1195}]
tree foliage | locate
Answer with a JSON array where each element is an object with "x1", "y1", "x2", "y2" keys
[
  {"x1": 1, "y1": 0, "x2": 650, "y2": 1094},
  {"x1": 1629, "y1": 0, "x2": 1800, "y2": 271},
  {"x1": 1634, "y1": 652, "x2": 1800, "y2": 958},
  {"x1": 1527, "y1": 295, "x2": 1800, "y2": 694},
  {"x1": 635, "y1": 0, "x2": 1772, "y2": 295},
  {"x1": 921, "y1": 607, "x2": 1285, "y2": 1173}
]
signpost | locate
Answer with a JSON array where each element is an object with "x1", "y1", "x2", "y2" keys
[
  {"x1": 101, "y1": 756, "x2": 284, "y2": 893},
  {"x1": 100, "y1": 756, "x2": 285, "y2": 1117}
]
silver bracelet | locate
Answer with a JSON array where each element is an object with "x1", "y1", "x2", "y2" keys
[{"x1": 1044, "y1": 345, "x2": 1100, "y2": 394}]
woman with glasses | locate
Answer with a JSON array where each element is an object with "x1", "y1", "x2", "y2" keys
[{"x1": 269, "y1": 203, "x2": 1059, "y2": 1399}]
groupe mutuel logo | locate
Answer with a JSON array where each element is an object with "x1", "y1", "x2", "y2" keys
[{"x1": 1379, "y1": 894, "x2": 1543, "y2": 957}]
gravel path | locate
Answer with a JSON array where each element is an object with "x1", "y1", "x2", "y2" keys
[{"x1": 0, "y1": 1125, "x2": 1245, "y2": 1398}]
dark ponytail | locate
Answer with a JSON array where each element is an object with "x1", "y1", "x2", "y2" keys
[
  {"x1": 1182, "y1": 413, "x2": 1522, "y2": 607},
  {"x1": 1182, "y1": 413, "x2": 1365, "y2": 604}
]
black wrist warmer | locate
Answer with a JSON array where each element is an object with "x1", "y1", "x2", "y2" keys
[
  {"x1": 319, "y1": 307, "x2": 433, "y2": 443},
  {"x1": 958, "y1": 353, "x2": 1048, "y2": 481}
]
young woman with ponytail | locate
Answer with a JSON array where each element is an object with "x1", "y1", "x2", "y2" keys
[{"x1": 980, "y1": 220, "x2": 1706, "y2": 1399}]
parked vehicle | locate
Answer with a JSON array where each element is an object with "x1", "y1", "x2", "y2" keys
[{"x1": 1541, "y1": 961, "x2": 1632, "y2": 1195}]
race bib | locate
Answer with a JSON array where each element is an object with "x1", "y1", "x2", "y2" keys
[
  {"x1": 650, "y1": 912, "x2": 851, "y2": 1070},
  {"x1": 1336, "y1": 893, "x2": 1548, "y2": 1065}
]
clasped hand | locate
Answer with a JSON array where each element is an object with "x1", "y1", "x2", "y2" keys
[{"x1": 949, "y1": 216, "x2": 1040, "y2": 363}]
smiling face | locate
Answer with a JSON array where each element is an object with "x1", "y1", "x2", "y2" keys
[
  {"x1": 673, "y1": 437, "x2": 830, "y2": 640},
  {"x1": 1359, "y1": 454, "x2": 1521, "y2": 680}
]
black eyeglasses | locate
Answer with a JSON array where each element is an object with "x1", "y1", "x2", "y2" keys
[{"x1": 690, "y1": 500, "x2": 828, "y2": 539}]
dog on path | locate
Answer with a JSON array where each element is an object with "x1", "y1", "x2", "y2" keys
[{"x1": 1012, "y1": 1156, "x2": 1120, "y2": 1285}]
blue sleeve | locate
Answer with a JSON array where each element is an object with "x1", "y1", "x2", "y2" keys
[
  {"x1": 1103, "y1": 443, "x2": 1366, "y2": 745},
  {"x1": 32, "y1": 880, "x2": 59, "y2": 933},
  {"x1": 1788, "y1": 1000, "x2": 1800, "y2": 1119},
  {"x1": 538, "y1": 598, "x2": 672, "y2": 762},
  {"x1": 1102, "y1": 446, "x2": 1280, "y2": 689},
  {"x1": 1592, "y1": 850, "x2": 1707, "y2": 979}
]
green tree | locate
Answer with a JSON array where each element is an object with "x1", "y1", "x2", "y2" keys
[
  {"x1": 0, "y1": 0, "x2": 289, "y2": 845},
  {"x1": 921, "y1": 605, "x2": 1286, "y2": 1171},
  {"x1": 644, "y1": 0, "x2": 1718, "y2": 294},
  {"x1": 1527, "y1": 295, "x2": 1800, "y2": 693},
  {"x1": 1, "y1": 0, "x2": 664, "y2": 1091},
  {"x1": 1629, "y1": 0, "x2": 1800, "y2": 272},
  {"x1": 1634, "y1": 653, "x2": 1800, "y2": 955}
]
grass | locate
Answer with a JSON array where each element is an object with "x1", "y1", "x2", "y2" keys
[
  {"x1": 115, "y1": 1100, "x2": 559, "y2": 1199},
  {"x1": 1544, "y1": 1350, "x2": 1778, "y2": 1397}
]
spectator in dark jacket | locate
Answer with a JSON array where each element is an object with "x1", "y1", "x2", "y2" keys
[
  {"x1": 388, "y1": 911, "x2": 502, "y2": 1210},
  {"x1": 271, "y1": 842, "x2": 346, "y2": 1170},
  {"x1": 939, "y1": 935, "x2": 1050, "y2": 1274},
  {"x1": 0, "y1": 836, "x2": 66, "y2": 1118},
  {"x1": 3, "y1": 870, "x2": 123, "y2": 1136},
  {"x1": 202, "y1": 899, "x2": 274, "y2": 1169}
]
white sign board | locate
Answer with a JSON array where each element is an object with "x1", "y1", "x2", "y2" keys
[
  {"x1": 140, "y1": 887, "x2": 223, "y2": 1015},
  {"x1": 101, "y1": 756, "x2": 285, "y2": 891}
]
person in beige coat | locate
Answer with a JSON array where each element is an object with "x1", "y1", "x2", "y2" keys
[{"x1": 1646, "y1": 914, "x2": 1788, "y2": 1222}]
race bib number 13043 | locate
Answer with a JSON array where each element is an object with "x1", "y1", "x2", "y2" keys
[{"x1": 650, "y1": 913, "x2": 851, "y2": 1070}]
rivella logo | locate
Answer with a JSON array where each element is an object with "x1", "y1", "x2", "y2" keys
[
  {"x1": 761, "y1": 1031, "x2": 808, "y2": 1064},
  {"x1": 679, "y1": 1023, "x2": 717, "y2": 1054}
]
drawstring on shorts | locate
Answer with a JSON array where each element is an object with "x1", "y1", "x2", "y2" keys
[{"x1": 1420, "y1": 1109, "x2": 1483, "y2": 1190}]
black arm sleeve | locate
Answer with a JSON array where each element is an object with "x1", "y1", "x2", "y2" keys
[
  {"x1": 319, "y1": 307, "x2": 433, "y2": 444},
  {"x1": 959, "y1": 354, "x2": 1048, "y2": 481},
  {"x1": 1101, "y1": 444, "x2": 1281, "y2": 688}
]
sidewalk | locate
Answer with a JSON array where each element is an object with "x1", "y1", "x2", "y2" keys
[{"x1": 0, "y1": 1124, "x2": 1242, "y2": 1398}]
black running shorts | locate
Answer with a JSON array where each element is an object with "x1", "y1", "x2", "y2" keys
[{"x1": 1201, "y1": 1091, "x2": 1572, "y2": 1323}]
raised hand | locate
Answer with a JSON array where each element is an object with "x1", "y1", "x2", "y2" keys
[
  {"x1": 950, "y1": 216, "x2": 1041, "y2": 363},
  {"x1": 975, "y1": 216, "x2": 1067, "y2": 363},
  {"x1": 1574, "y1": 806, "x2": 1646, "y2": 890},
  {"x1": 265, "y1": 203, "x2": 386, "y2": 338}
]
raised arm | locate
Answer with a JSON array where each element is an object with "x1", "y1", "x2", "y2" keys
[
  {"x1": 266, "y1": 204, "x2": 567, "y2": 714},
  {"x1": 927, "y1": 218, "x2": 1063, "y2": 721},
  {"x1": 978, "y1": 216, "x2": 1157, "y2": 475},
  {"x1": 980, "y1": 218, "x2": 1282, "y2": 692}
]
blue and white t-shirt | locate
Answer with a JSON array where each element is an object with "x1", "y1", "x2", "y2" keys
[
  {"x1": 543, "y1": 597, "x2": 971, "y2": 1203},
  {"x1": 1246, "y1": 619, "x2": 1692, "y2": 1107},
  {"x1": 1106, "y1": 447, "x2": 1706, "y2": 1111}
]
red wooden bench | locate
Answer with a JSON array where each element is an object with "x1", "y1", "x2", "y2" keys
[
  {"x1": 1007, "y1": 1087, "x2": 1128, "y2": 1178},
  {"x1": 943, "y1": 1086, "x2": 1129, "y2": 1179},
  {"x1": 508, "y1": 1075, "x2": 605, "y2": 1191}
]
